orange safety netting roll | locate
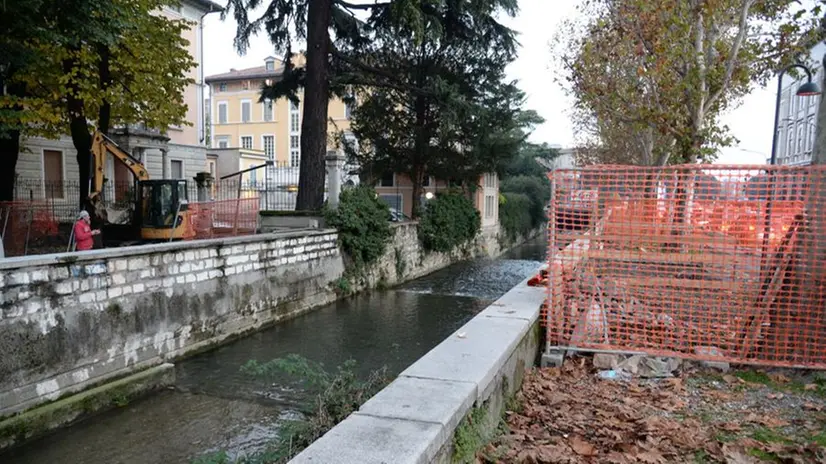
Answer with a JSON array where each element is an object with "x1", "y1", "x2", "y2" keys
[{"x1": 543, "y1": 164, "x2": 826, "y2": 369}]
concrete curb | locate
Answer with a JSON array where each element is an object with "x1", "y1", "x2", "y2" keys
[{"x1": 290, "y1": 275, "x2": 546, "y2": 464}]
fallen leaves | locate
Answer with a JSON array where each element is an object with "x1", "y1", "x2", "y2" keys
[{"x1": 483, "y1": 363, "x2": 826, "y2": 464}]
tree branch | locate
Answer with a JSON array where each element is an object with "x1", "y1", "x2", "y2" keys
[
  {"x1": 706, "y1": 0, "x2": 755, "y2": 110},
  {"x1": 334, "y1": 0, "x2": 391, "y2": 10}
]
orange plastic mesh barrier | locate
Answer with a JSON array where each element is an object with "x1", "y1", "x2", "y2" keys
[
  {"x1": 545, "y1": 164, "x2": 826, "y2": 369},
  {"x1": 189, "y1": 197, "x2": 259, "y2": 239},
  {"x1": 0, "y1": 201, "x2": 62, "y2": 256}
]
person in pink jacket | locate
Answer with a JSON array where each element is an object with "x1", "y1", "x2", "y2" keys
[{"x1": 73, "y1": 210, "x2": 100, "y2": 251}]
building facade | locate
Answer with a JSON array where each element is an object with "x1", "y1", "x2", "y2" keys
[
  {"x1": 771, "y1": 42, "x2": 825, "y2": 166},
  {"x1": 15, "y1": 0, "x2": 220, "y2": 207},
  {"x1": 206, "y1": 55, "x2": 353, "y2": 169}
]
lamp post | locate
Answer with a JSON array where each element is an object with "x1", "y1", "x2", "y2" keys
[{"x1": 760, "y1": 62, "x2": 821, "y2": 276}]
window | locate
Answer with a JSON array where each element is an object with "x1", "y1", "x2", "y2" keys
[
  {"x1": 290, "y1": 135, "x2": 300, "y2": 167},
  {"x1": 241, "y1": 81, "x2": 250, "y2": 90},
  {"x1": 378, "y1": 194, "x2": 402, "y2": 211},
  {"x1": 266, "y1": 60, "x2": 275, "y2": 71},
  {"x1": 484, "y1": 194, "x2": 495, "y2": 218},
  {"x1": 787, "y1": 126, "x2": 795, "y2": 158},
  {"x1": 217, "y1": 102, "x2": 227, "y2": 124},
  {"x1": 241, "y1": 136, "x2": 253, "y2": 149},
  {"x1": 169, "y1": 3, "x2": 181, "y2": 13},
  {"x1": 797, "y1": 125, "x2": 805, "y2": 153},
  {"x1": 484, "y1": 173, "x2": 496, "y2": 188},
  {"x1": 263, "y1": 135, "x2": 275, "y2": 159},
  {"x1": 807, "y1": 117, "x2": 815, "y2": 151},
  {"x1": 43, "y1": 150, "x2": 64, "y2": 199},
  {"x1": 379, "y1": 172, "x2": 395, "y2": 187},
  {"x1": 290, "y1": 100, "x2": 300, "y2": 133},
  {"x1": 263, "y1": 100, "x2": 273, "y2": 121},
  {"x1": 241, "y1": 100, "x2": 251, "y2": 123},
  {"x1": 208, "y1": 160, "x2": 216, "y2": 178},
  {"x1": 250, "y1": 166, "x2": 257, "y2": 185},
  {"x1": 170, "y1": 160, "x2": 183, "y2": 179},
  {"x1": 216, "y1": 136, "x2": 229, "y2": 149},
  {"x1": 422, "y1": 176, "x2": 432, "y2": 187},
  {"x1": 218, "y1": 83, "x2": 227, "y2": 92}
]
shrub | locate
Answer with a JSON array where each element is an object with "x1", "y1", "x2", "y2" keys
[
  {"x1": 323, "y1": 186, "x2": 392, "y2": 269},
  {"x1": 500, "y1": 175, "x2": 549, "y2": 229},
  {"x1": 418, "y1": 191, "x2": 481, "y2": 253},
  {"x1": 499, "y1": 192, "x2": 533, "y2": 240}
]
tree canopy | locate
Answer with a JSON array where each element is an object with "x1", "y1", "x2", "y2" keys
[
  {"x1": 224, "y1": 0, "x2": 523, "y2": 212},
  {"x1": 0, "y1": 0, "x2": 196, "y2": 203},
  {"x1": 557, "y1": 0, "x2": 824, "y2": 166}
]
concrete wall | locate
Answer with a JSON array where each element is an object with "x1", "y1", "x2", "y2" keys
[
  {"x1": 0, "y1": 230, "x2": 343, "y2": 418},
  {"x1": 291, "y1": 276, "x2": 546, "y2": 464}
]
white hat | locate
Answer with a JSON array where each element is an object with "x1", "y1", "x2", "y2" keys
[{"x1": 78, "y1": 210, "x2": 90, "y2": 219}]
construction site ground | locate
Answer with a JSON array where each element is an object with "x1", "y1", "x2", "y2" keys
[{"x1": 480, "y1": 356, "x2": 826, "y2": 463}]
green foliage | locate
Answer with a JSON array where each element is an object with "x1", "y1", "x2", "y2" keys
[
  {"x1": 501, "y1": 176, "x2": 548, "y2": 229},
  {"x1": 418, "y1": 192, "x2": 481, "y2": 253},
  {"x1": 323, "y1": 186, "x2": 392, "y2": 269},
  {"x1": 213, "y1": 355, "x2": 389, "y2": 464},
  {"x1": 499, "y1": 192, "x2": 533, "y2": 241},
  {"x1": 1, "y1": 0, "x2": 195, "y2": 139}
]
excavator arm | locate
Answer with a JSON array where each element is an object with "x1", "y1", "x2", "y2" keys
[{"x1": 89, "y1": 130, "x2": 150, "y2": 221}]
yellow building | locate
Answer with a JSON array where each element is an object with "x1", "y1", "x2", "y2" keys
[{"x1": 206, "y1": 55, "x2": 352, "y2": 168}]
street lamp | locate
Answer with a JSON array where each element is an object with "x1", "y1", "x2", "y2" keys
[
  {"x1": 760, "y1": 61, "x2": 821, "y2": 277},
  {"x1": 769, "y1": 62, "x2": 821, "y2": 165}
]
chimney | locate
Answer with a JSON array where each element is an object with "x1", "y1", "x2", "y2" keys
[{"x1": 230, "y1": 68, "x2": 237, "y2": 72}]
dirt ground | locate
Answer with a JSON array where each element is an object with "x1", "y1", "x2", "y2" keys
[{"x1": 482, "y1": 357, "x2": 826, "y2": 463}]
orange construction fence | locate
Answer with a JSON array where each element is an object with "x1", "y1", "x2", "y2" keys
[
  {"x1": 542, "y1": 164, "x2": 826, "y2": 369},
  {"x1": 0, "y1": 201, "x2": 62, "y2": 257},
  {"x1": 189, "y1": 197, "x2": 260, "y2": 239}
]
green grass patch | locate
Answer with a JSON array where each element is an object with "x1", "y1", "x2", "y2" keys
[
  {"x1": 750, "y1": 426, "x2": 792, "y2": 445},
  {"x1": 747, "y1": 448, "x2": 781, "y2": 462},
  {"x1": 811, "y1": 431, "x2": 826, "y2": 447},
  {"x1": 734, "y1": 370, "x2": 773, "y2": 385}
]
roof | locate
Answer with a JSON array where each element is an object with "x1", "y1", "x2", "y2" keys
[
  {"x1": 205, "y1": 62, "x2": 286, "y2": 84},
  {"x1": 186, "y1": 0, "x2": 223, "y2": 12}
]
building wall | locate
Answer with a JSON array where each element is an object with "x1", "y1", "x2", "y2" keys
[
  {"x1": 773, "y1": 42, "x2": 826, "y2": 166},
  {"x1": 161, "y1": 0, "x2": 215, "y2": 147},
  {"x1": 374, "y1": 173, "x2": 497, "y2": 223},
  {"x1": 210, "y1": 80, "x2": 351, "y2": 165}
]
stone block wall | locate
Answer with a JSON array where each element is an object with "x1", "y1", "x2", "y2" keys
[{"x1": 0, "y1": 230, "x2": 343, "y2": 418}]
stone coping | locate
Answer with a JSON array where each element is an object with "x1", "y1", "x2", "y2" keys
[
  {"x1": 290, "y1": 274, "x2": 546, "y2": 464},
  {"x1": 0, "y1": 229, "x2": 335, "y2": 271}
]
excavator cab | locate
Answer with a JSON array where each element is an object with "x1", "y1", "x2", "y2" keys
[{"x1": 137, "y1": 180, "x2": 195, "y2": 241}]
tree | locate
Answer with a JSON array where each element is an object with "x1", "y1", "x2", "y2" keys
[
  {"x1": 558, "y1": 0, "x2": 823, "y2": 165},
  {"x1": 0, "y1": 0, "x2": 195, "y2": 206},
  {"x1": 224, "y1": 0, "x2": 520, "y2": 212},
  {"x1": 0, "y1": 0, "x2": 53, "y2": 200},
  {"x1": 337, "y1": 0, "x2": 525, "y2": 218}
]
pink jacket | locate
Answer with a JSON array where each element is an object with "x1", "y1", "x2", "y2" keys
[{"x1": 73, "y1": 220, "x2": 94, "y2": 251}]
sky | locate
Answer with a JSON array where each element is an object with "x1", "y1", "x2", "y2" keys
[{"x1": 202, "y1": 0, "x2": 791, "y2": 166}]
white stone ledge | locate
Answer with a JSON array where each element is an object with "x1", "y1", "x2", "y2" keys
[
  {"x1": 0, "y1": 229, "x2": 338, "y2": 271},
  {"x1": 290, "y1": 276, "x2": 546, "y2": 464}
]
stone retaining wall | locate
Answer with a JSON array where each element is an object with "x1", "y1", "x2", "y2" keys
[{"x1": 0, "y1": 230, "x2": 344, "y2": 418}]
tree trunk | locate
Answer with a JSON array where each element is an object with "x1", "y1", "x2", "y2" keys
[
  {"x1": 0, "y1": 81, "x2": 24, "y2": 201},
  {"x1": 0, "y1": 131, "x2": 20, "y2": 201},
  {"x1": 411, "y1": 94, "x2": 428, "y2": 219},
  {"x1": 294, "y1": 0, "x2": 332, "y2": 212}
]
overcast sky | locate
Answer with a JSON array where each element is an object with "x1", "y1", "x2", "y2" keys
[{"x1": 203, "y1": 0, "x2": 793, "y2": 166}]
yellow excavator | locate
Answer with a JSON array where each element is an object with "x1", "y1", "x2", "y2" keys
[{"x1": 88, "y1": 131, "x2": 195, "y2": 242}]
